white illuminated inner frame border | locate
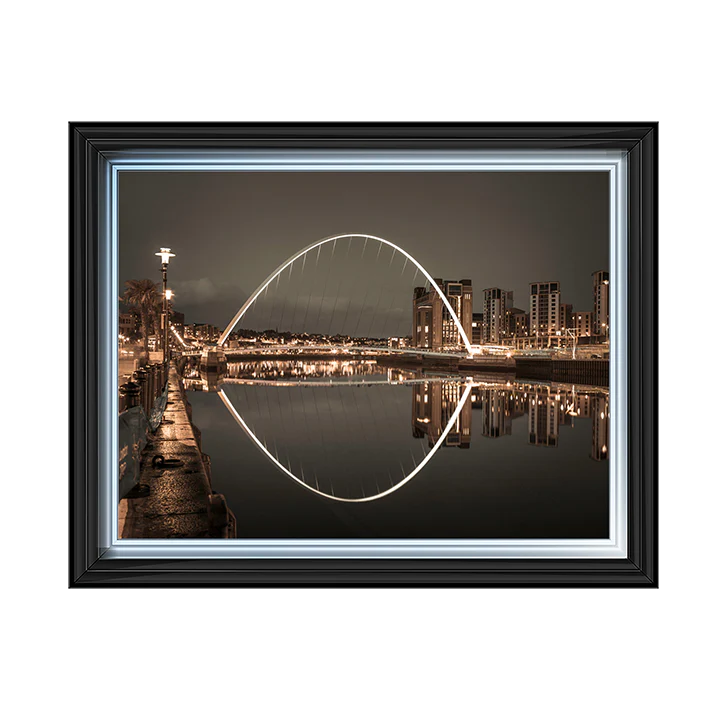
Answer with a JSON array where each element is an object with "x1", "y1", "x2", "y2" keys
[{"x1": 101, "y1": 150, "x2": 628, "y2": 559}]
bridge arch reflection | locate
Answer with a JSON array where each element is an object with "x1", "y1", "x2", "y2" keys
[{"x1": 217, "y1": 380, "x2": 474, "y2": 503}]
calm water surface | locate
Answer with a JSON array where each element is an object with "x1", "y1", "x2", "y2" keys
[{"x1": 184, "y1": 359, "x2": 609, "y2": 539}]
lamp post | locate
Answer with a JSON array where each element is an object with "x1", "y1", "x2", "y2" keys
[
  {"x1": 165, "y1": 288, "x2": 174, "y2": 359},
  {"x1": 155, "y1": 247, "x2": 175, "y2": 365}
]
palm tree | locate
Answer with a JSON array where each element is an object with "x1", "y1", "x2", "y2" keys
[{"x1": 122, "y1": 279, "x2": 161, "y2": 363}]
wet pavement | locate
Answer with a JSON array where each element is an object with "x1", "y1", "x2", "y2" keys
[{"x1": 118, "y1": 367, "x2": 215, "y2": 538}]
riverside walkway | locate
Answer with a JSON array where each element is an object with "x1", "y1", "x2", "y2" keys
[{"x1": 119, "y1": 366, "x2": 234, "y2": 539}]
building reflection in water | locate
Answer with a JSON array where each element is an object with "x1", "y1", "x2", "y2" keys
[
  {"x1": 183, "y1": 357, "x2": 609, "y2": 462},
  {"x1": 413, "y1": 378, "x2": 609, "y2": 461},
  {"x1": 591, "y1": 395, "x2": 609, "y2": 461},
  {"x1": 471, "y1": 388, "x2": 525, "y2": 439},
  {"x1": 412, "y1": 381, "x2": 472, "y2": 449},
  {"x1": 227, "y1": 359, "x2": 380, "y2": 381},
  {"x1": 184, "y1": 357, "x2": 382, "y2": 387}
]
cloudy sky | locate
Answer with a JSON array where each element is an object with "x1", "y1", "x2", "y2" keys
[{"x1": 119, "y1": 171, "x2": 608, "y2": 335}]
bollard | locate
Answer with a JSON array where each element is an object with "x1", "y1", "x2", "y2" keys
[
  {"x1": 133, "y1": 367, "x2": 149, "y2": 416},
  {"x1": 146, "y1": 368, "x2": 153, "y2": 412},
  {"x1": 157, "y1": 363, "x2": 164, "y2": 396},
  {"x1": 119, "y1": 381, "x2": 141, "y2": 412},
  {"x1": 149, "y1": 365, "x2": 157, "y2": 410},
  {"x1": 149, "y1": 363, "x2": 159, "y2": 404},
  {"x1": 146, "y1": 364, "x2": 154, "y2": 406}
]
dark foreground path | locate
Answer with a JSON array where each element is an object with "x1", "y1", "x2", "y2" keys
[{"x1": 119, "y1": 366, "x2": 234, "y2": 539}]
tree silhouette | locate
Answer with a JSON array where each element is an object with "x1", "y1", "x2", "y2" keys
[{"x1": 122, "y1": 279, "x2": 161, "y2": 363}]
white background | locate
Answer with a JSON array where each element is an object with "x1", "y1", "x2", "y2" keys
[{"x1": 1, "y1": 2, "x2": 719, "y2": 722}]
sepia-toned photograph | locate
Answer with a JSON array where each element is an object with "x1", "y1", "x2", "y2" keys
[{"x1": 117, "y1": 170, "x2": 611, "y2": 541}]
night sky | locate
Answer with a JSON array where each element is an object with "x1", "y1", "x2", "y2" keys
[{"x1": 119, "y1": 171, "x2": 609, "y2": 335}]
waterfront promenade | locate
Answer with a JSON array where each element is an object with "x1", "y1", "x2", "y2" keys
[{"x1": 119, "y1": 366, "x2": 235, "y2": 539}]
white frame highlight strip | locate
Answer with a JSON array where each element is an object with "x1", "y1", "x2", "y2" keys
[{"x1": 106, "y1": 149, "x2": 628, "y2": 559}]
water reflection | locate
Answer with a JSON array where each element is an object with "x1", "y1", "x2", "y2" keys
[
  {"x1": 412, "y1": 381, "x2": 472, "y2": 449},
  {"x1": 227, "y1": 358, "x2": 380, "y2": 381},
  {"x1": 182, "y1": 358, "x2": 610, "y2": 504}
]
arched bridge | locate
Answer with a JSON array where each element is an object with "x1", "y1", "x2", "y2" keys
[{"x1": 211, "y1": 233, "x2": 473, "y2": 356}]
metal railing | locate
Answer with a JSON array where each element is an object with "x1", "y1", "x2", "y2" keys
[{"x1": 119, "y1": 362, "x2": 169, "y2": 415}]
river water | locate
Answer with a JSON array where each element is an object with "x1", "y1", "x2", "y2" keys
[{"x1": 183, "y1": 358, "x2": 609, "y2": 539}]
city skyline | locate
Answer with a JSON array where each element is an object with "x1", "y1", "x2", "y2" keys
[
  {"x1": 121, "y1": 262, "x2": 609, "y2": 351},
  {"x1": 119, "y1": 171, "x2": 609, "y2": 330}
]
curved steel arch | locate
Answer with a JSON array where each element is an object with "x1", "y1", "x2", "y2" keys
[
  {"x1": 217, "y1": 233, "x2": 473, "y2": 355},
  {"x1": 218, "y1": 382, "x2": 473, "y2": 503}
]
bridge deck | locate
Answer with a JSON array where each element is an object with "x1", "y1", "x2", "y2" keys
[{"x1": 183, "y1": 344, "x2": 466, "y2": 359}]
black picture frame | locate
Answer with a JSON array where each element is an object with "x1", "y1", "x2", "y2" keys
[{"x1": 70, "y1": 123, "x2": 657, "y2": 587}]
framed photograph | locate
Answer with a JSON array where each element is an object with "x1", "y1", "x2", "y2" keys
[{"x1": 70, "y1": 123, "x2": 657, "y2": 586}]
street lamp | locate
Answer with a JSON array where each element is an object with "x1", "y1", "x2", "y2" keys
[
  {"x1": 155, "y1": 247, "x2": 175, "y2": 365},
  {"x1": 564, "y1": 328, "x2": 577, "y2": 359}
]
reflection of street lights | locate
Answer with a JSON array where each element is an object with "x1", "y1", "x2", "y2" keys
[
  {"x1": 155, "y1": 247, "x2": 175, "y2": 365},
  {"x1": 565, "y1": 384, "x2": 579, "y2": 426}
]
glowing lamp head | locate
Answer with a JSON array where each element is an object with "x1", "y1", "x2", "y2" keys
[
  {"x1": 155, "y1": 247, "x2": 176, "y2": 265},
  {"x1": 165, "y1": 289, "x2": 173, "y2": 300}
]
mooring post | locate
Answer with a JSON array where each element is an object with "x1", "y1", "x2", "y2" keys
[
  {"x1": 133, "y1": 367, "x2": 149, "y2": 416},
  {"x1": 119, "y1": 380, "x2": 141, "y2": 412}
]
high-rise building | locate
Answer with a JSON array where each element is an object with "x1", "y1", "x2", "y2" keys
[
  {"x1": 574, "y1": 311, "x2": 592, "y2": 337},
  {"x1": 529, "y1": 281, "x2": 561, "y2": 343},
  {"x1": 592, "y1": 270, "x2": 610, "y2": 339},
  {"x1": 471, "y1": 312, "x2": 483, "y2": 345},
  {"x1": 503, "y1": 308, "x2": 529, "y2": 339},
  {"x1": 481, "y1": 288, "x2": 513, "y2": 343},
  {"x1": 412, "y1": 279, "x2": 473, "y2": 350},
  {"x1": 561, "y1": 303, "x2": 574, "y2": 331}
]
